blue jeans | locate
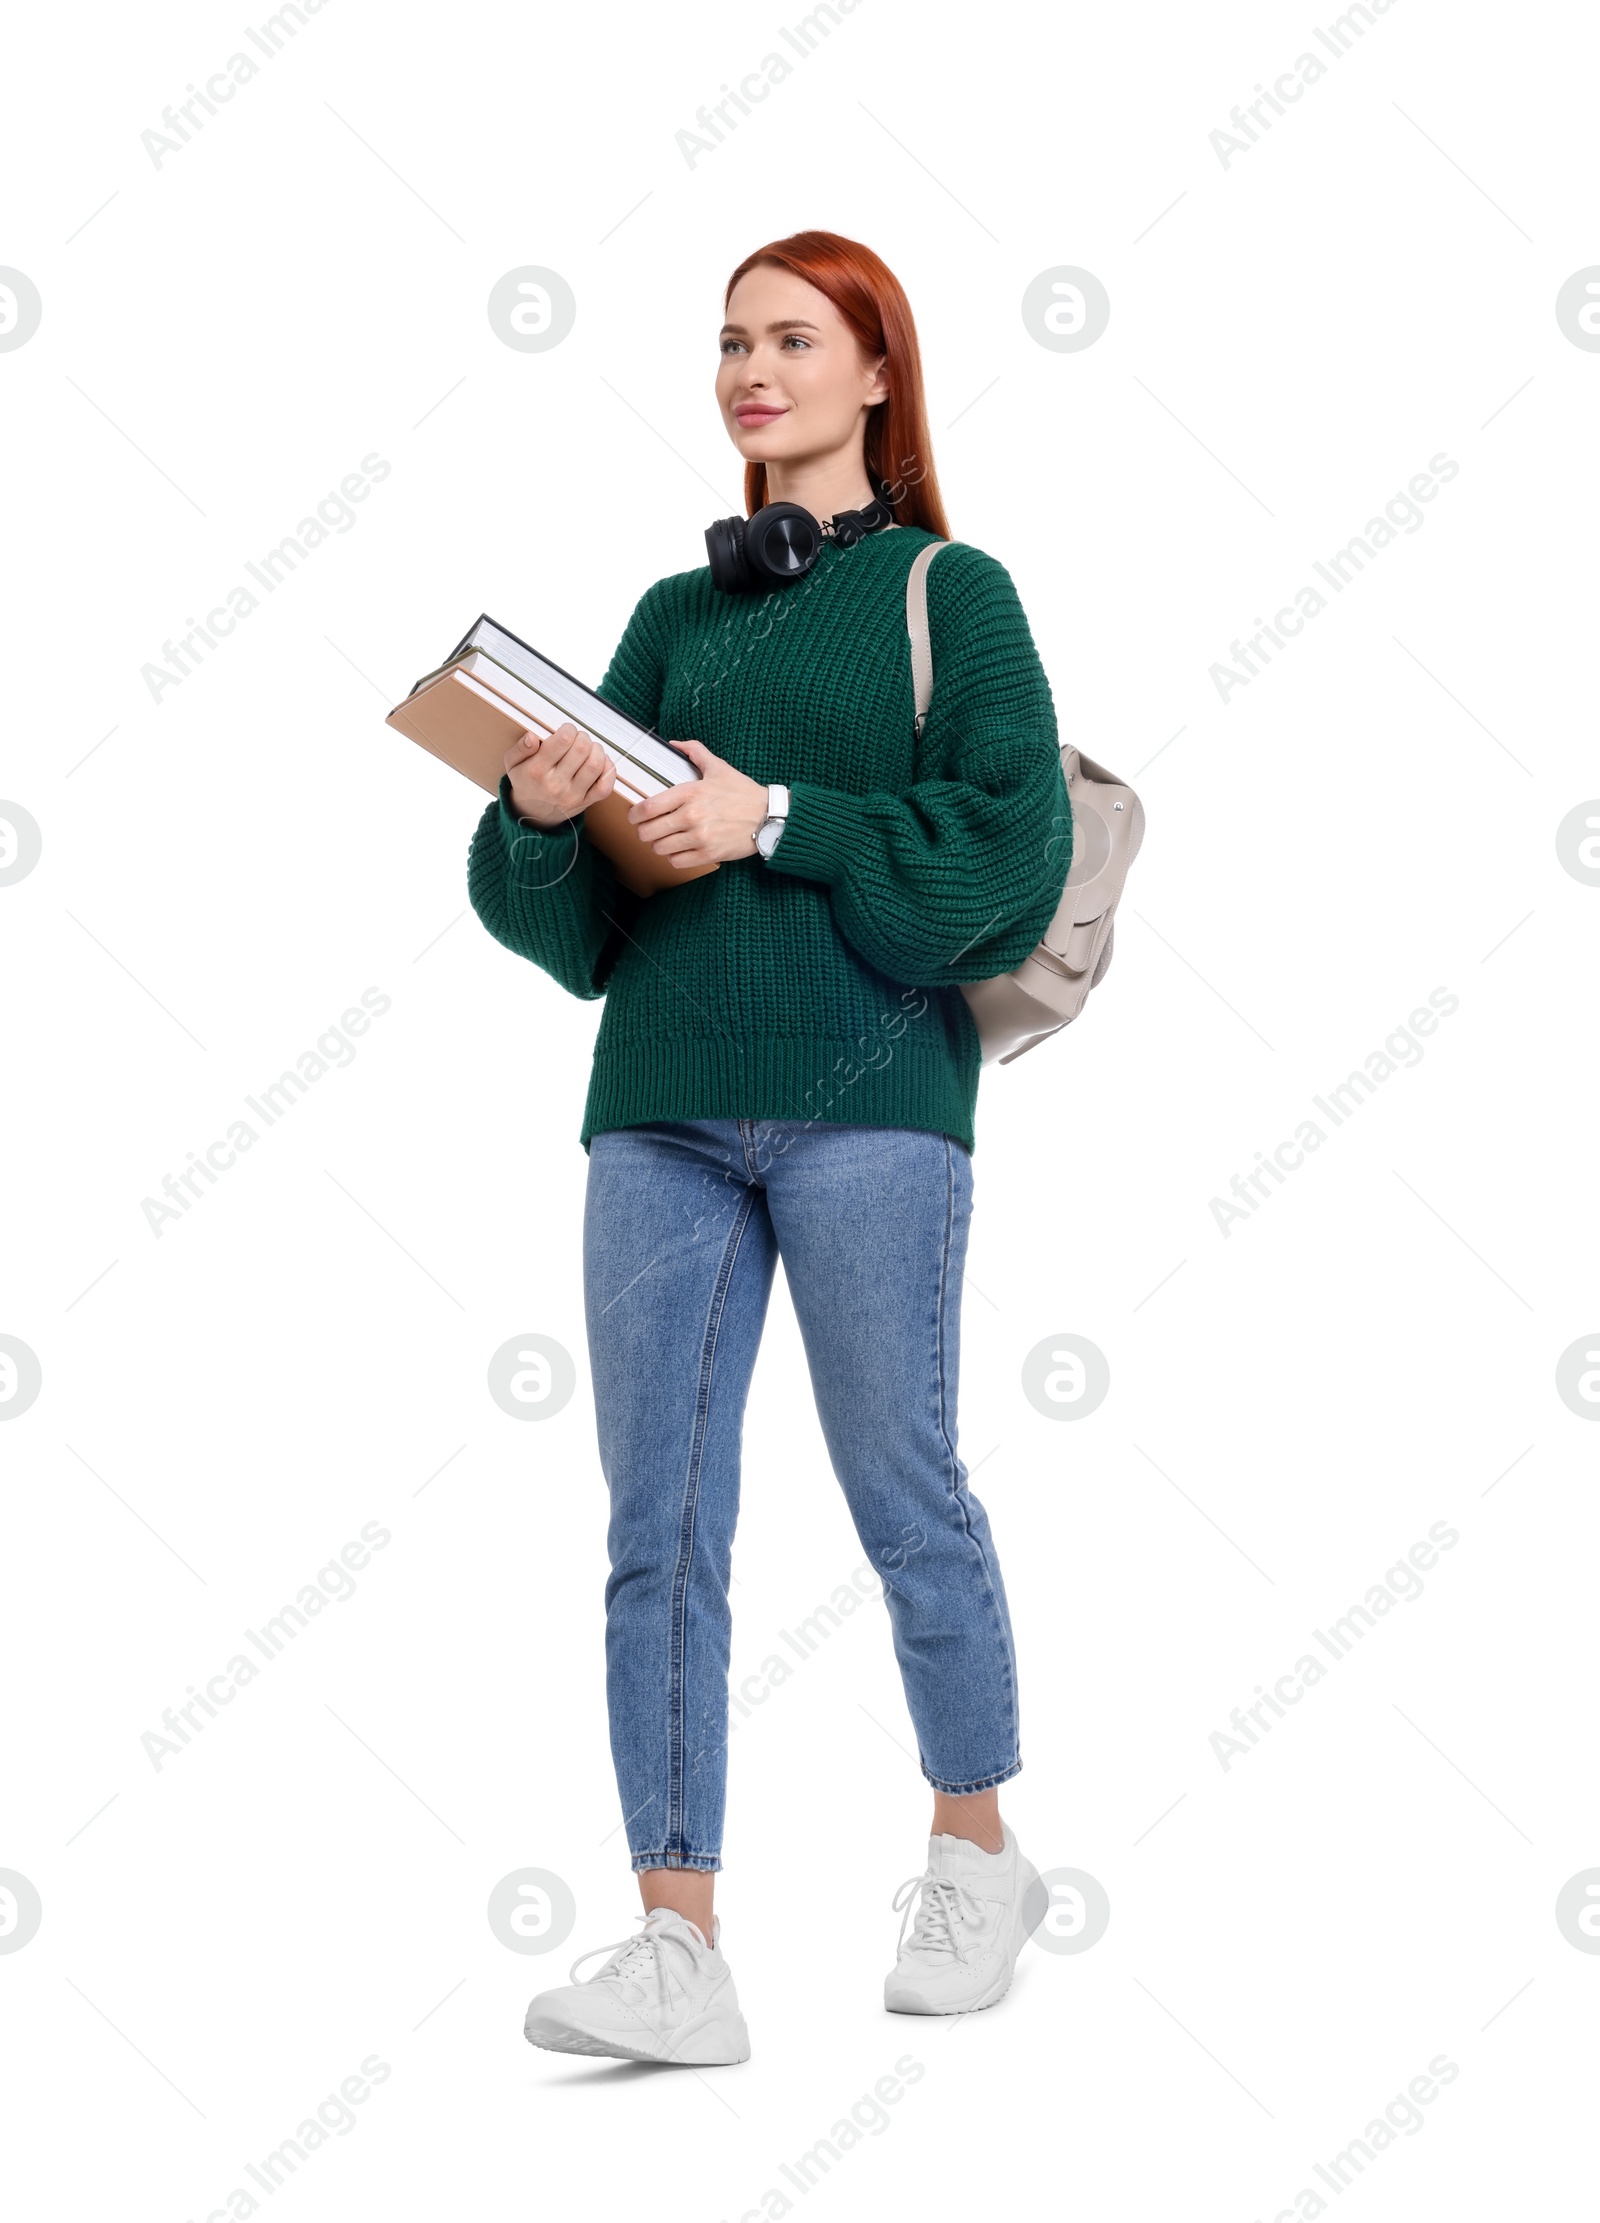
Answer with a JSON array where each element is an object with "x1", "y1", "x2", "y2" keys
[{"x1": 583, "y1": 1117, "x2": 1021, "y2": 1873}]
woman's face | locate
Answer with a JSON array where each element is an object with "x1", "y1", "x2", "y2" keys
[{"x1": 716, "y1": 264, "x2": 887, "y2": 477}]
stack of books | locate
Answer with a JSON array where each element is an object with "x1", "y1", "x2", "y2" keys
[{"x1": 385, "y1": 614, "x2": 717, "y2": 896}]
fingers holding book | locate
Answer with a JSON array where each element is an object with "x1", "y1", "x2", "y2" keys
[
  {"x1": 505, "y1": 723, "x2": 617, "y2": 830},
  {"x1": 626, "y1": 737, "x2": 770, "y2": 868}
]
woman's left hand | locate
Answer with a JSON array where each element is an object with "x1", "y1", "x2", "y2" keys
[{"x1": 627, "y1": 739, "x2": 772, "y2": 869}]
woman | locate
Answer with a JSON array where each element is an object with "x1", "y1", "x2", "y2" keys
[{"x1": 467, "y1": 229, "x2": 1071, "y2": 2065}]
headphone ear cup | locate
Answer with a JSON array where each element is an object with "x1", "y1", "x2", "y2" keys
[
  {"x1": 742, "y1": 503, "x2": 822, "y2": 588},
  {"x1": 705, "y1": 515, "x2": 750, "y2": 594},
  {"x1": 705, "y1": 502, "x2": 825, "y2": 593}
]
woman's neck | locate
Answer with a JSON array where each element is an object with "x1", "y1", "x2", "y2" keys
[{"x1": 762, "y1": 458, "x2": 877, "y2": 526}]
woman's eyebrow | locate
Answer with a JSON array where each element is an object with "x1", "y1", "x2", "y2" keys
[{"x1": 719, "y1": 318, "x2": 822, "y2": 337}]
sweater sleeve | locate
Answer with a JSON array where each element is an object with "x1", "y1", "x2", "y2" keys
[
  {"x1": 465, "y1": 583, "x2": 668, "y2": 999},
  {"x1": 760, "y1": 545, "x2": 1073, "y2": 985}
]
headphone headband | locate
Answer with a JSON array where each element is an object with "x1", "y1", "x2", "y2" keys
[{"x1": 822, "y1": 488, "x2": 896, "y2": 548}]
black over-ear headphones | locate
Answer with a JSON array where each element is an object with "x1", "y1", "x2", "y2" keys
[{"x1": 705, "y1": 477, "x2": 897, "y2": 594}]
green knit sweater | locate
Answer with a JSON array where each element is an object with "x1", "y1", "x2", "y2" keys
[{"x1": 466, "y1": 523, "x2": 1071, "y2": 1156}]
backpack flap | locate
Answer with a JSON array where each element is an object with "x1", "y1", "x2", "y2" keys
[{"x1": 1033, "y1": 748, "x2": 1144, "y2": 983}]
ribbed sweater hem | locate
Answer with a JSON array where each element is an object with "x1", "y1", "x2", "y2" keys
[{"x1": 579, "y1": 1030, "x2": 978, "y2": 1156}]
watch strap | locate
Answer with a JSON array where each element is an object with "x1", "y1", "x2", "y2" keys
[{"x1": 756, "y1": 782, "x2": 790, "y2": 857}]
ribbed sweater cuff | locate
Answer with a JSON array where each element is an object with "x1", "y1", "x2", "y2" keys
[{"x1": 763, "y1": 780, "x2": 863, "y2": 887}]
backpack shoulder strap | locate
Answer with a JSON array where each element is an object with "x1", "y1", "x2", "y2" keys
[{"x1": 905, "y1": 538, "x2": 950, "y2": 739}]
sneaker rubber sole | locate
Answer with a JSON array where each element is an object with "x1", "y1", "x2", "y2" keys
[{"x1": 524, "y1": 2000, "x2": 751, "y2": 2065}]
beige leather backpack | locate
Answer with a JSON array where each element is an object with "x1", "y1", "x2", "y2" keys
[{"x1": 906, "y1": 540, "x2": 1145, "y2": 1066}]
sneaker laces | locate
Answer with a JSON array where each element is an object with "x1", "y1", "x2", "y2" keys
[
  {"x1": 891, "y1": 1869, "x2": 984, "y2": 1961},
  {"x1": 566, "y1": 1915, "x2": 695, "y2": 2014}
]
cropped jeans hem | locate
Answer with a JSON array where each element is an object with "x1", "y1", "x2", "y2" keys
[
  {"x1": 920, "y1": 1756, "x2": 1023, "y2": 1796},
  {"x1": 630, "y1": 1849, "x2": 722, "y2": 1875}
]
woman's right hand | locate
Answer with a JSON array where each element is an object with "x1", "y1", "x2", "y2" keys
[{"x1": 503, "y1": 723, "x2": 616, "y2": 828}]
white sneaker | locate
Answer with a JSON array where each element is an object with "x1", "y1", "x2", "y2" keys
[
  {"x1": 884, "y1": 1823, "x2": 1044, "y2": 2014},
  {"x1": 523, "y1": 1907, "x2": 751, "y2": 2064}
]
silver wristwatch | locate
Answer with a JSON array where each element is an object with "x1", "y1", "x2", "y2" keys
[{"x1": 754, "y1": 783, "x2": 790, "y2": 860}]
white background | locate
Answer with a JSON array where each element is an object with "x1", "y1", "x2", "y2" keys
[{"x1": 3, "y1": 0, "x2": 1598, "y2": 2216}]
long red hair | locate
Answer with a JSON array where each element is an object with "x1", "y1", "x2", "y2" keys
[{"x1": 723, "y1": 230, "x2": 952, "y2": 539}]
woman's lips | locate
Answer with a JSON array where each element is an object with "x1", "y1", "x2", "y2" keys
[{"x1": 735, "y1": 405, "x2": 786, "y2": 424}]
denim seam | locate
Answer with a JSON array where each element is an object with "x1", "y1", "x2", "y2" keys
[
  {"x1": 737, "y1": 1116, "x2": 763, "y2": 1186},
  {"x1": 664, "y1": 1178, "x2": 757, "y2": 1864},
  {"x1": 934, "y1": 1134, "x2": 1021, "y2": 1774}
]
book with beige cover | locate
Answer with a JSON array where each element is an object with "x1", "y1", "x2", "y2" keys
[{"x1": 385, "y1": 613, "x2": 718, "y2": 898}]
